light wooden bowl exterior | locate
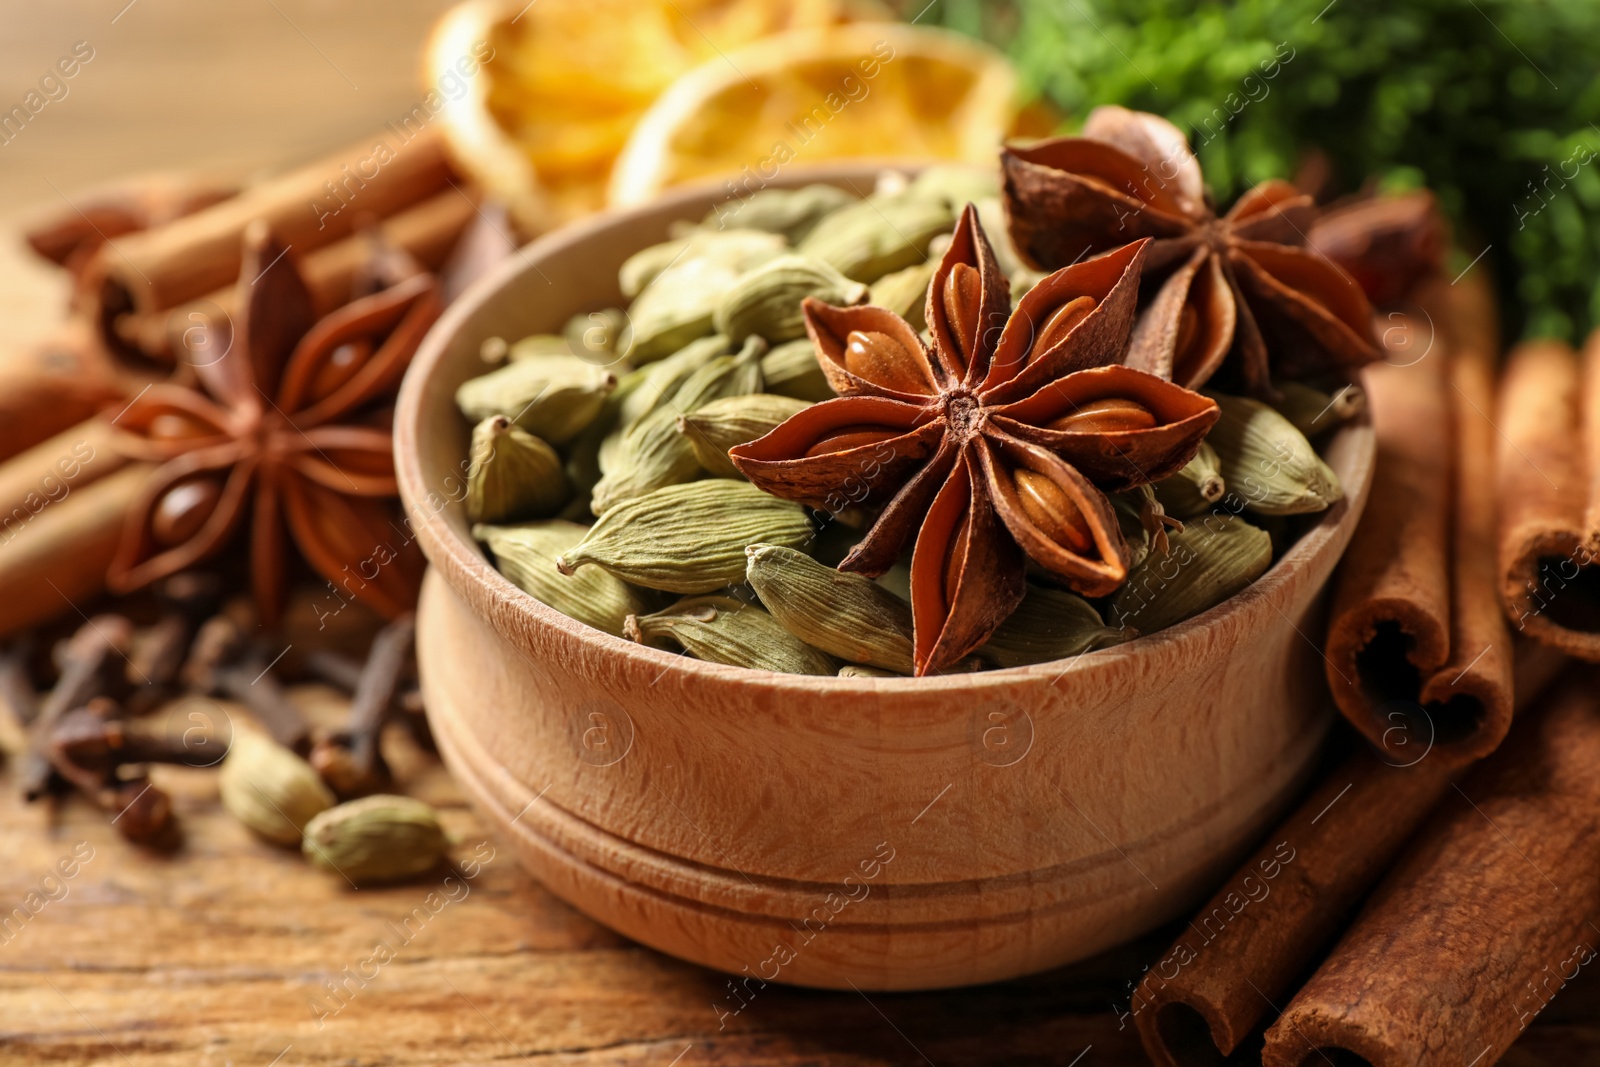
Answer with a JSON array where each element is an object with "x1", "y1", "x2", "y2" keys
[{"x1": 394, "y1": 166, "x2": 1376, "y2": 991}]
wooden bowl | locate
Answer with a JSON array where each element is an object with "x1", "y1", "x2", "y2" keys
[{"x1": 394, "y1": 166, "x2": 1375, "y2": 991}]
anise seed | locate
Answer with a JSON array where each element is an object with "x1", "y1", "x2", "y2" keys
[
  {"x1": 148, "y1": 413, "x2": 213, "y2": 441},
  {"x1": 151, "y1": 478, "x2": 223, "y2": 547},
  {"x1": 804, "y1": 425, "x2": 901, "y2": 458},
  {"x1": 942, "y1": 263, "x2": 981, "y2": 373},
  {"x1": 1175, "y1": 303, "x2": 1200, "y2": 362},
  {"x1": 1045, "y1": 398, "x2": 1157, "y2": 434},
  {"x1": 944, "y1": 513, "x2": 971, "y2": 610},
  {"x1": 844, "y1": 330, "x2": 933, "y2": 394},
  {"x1": 1033, "y1": 295, "x2": 1097, "y2": 356},
  {"x1": 1013, "y1": 469, "x2": 1095, "y2": 555}
]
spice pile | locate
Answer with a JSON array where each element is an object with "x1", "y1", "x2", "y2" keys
[
  {"x1": 1, "y1": 126, "x2": 511, "y2": 876},
  {"x1": 458, "y1": 108, "x2": 1377, "y2": 677}
]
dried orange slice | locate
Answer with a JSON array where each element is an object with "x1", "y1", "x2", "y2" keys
[
  {"x1": 607, "y1": 23, "x2": 1054, "y2": 208},
  {"x1": 423, "y1": 0, "x2": 870, "y2": 232}
]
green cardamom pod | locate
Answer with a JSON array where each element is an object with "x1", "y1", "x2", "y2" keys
[
  {"x1": 591, "y1": 337, "x2": 765, "y2": 514},
  {"x1": 623, "y1": 257, "x2": 733, "y2": 363},
  {"x1": 625, "y1": 595, "x2": 836, "y2": 675},
  {"x1": 1109, "y1": 515, "x2": 1273, "y2": 634},
  {"x1": 700, "y1": 184, "x2": 854, "y2": 242},
  {"x1": 760, "y1": 338, "x2": 834, "y2": 403},
  {"x1": 507, "y1": 333, "x2": 576, "y2": 360},
  {"x1": 677, "y1": 394, "x2": 810, "y2": 479},
  {"x1": 1152, "y1": 441, "x2": 1226, "y2": 519},
  {"x1": 907, "y1": 165, "x2": 999, "y2": 213},
  {"x1": 974, "y1": 585, "x2": 1129, "y2": 669},
  {"x1": 218, "y1": 729, "x2": 335, "y2": 845},
  {"x1": 618, "y1": 228, "x2": 786, "y2": 299},
  {"x1": 1273, "y1": 380, "x2": 1367, "y2": 440},
  {"x1": 837, "y1": 664, "x2": 899, "y2": 678},
  {"x1": 798, "y1": 193, "x2": 955, "y2": 282},
  {"x1": 1207, "y1": 392, "x2": 1343, "y2": 515},
  {"x1": 712, "y1": 254, "x2": 870, "y2": 344},
  {"x1": 466, "y1": 416, "x2": 568, "y2": 524},
  {"x1": 557, "y1": 480, "x2": 813, "y2": 593},
  {"x1": 744, "y1": 543, "x2": 914, "y2": 673},
  {"x1": 563, "y1": 307, "x2": 630, "y2": 363},
  {"x1": 614, "y1": 334, "x2": 729, "y2": 431},
  {"x1": 302, "y1": 794, "x2": 448, "y2": 885},
  {"x1": 868, "y1": 260, "x2": 937, "y2": 331},
  {"x1": 475, "y1": 520, "x2": 652, "y2": 636},
  {"x1": 455, "y1": 355, "x2": 617, "y2": 445}
]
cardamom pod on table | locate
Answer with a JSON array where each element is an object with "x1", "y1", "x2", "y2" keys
[
  {"x1": 713, "y1": 254, "x2": 869, "y2": 344},
  {"x1": 557, "y1": 480, "x2": 813, "y2": 593},
  {"x1": 466, "y1": 416, "x2": 568, "y2": 524},
  {"x1": 302, "y1": 794, "x2": 448, "y2": 885},
  {"x1": 798, "y1": 192, "x2": 955, "y2": 282},
  {"x1": 745, "y1": 543, "x2": 915, "y2": 673},
  {"x1": 1109, "y1": 515, "x2": 1273, "y2": 634},
  {"x1": 455, "y1": 355, "x2": 617, "y2": 445},
  {"x1": 974, "y1": 584, "x2": 1129, "y2": 669},
  {"x1": 474, "y1": 520, "x2": 651, "y2": 636},
  {"x1": 1207, "y1": 392, "x2": 1343, "y2": 515},
  {"x1": 625, "y1": 594, "x2": 836, "y2": 675},
  {"x1": 678, "y1": 394, "x2": 811, "y2": 479},
  {"x1": 1152, "y1": 441, "x2": 1226, "y2": 519},
  {"x1": 219, "y1": 729, "x2": 335, "y2": 845},
  {"x1": 760, "y1": 338, "x2": 834, "y2": 403}
]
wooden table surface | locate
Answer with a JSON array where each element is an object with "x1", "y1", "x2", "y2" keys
[{"x1": 2, "y1": 4, "x2": 1597, "y2": 1065}]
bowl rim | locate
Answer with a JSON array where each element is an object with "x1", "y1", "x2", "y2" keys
[{"x1": 394, "y1": 164, "x2": 1375, "y2": 692}]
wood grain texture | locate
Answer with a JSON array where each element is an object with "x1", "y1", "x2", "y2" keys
[{"x1": 395, "y1": 168, "x2": 1378, "y2": 990}]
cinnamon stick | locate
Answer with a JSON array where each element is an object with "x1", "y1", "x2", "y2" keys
[
  {"x1": 1261, "y1": 670, "x2": 1600, "y2": 1066},
  {"x1": 0, "y1": 463, "x2": 153, "y2": 640},
  {"x1": 1130, "y1": 746, "x2": 1455, "y2": 1066},
  {"x1": 1496, "y1": 331, "x2": 1600, "y2": 657},
  {"x1": 0, "y1": 320, "x2": 131, "y2": 465},
  {"x1": 107, "y1": 188, "x2": 475, "y2": 360},
  {"x1": 88, "y1": 126, "x2": 453, "y2": 352},
  {"x1": 1325, "y1": 277, "x2": 1513, "y2": 764},
  {"x1": 1129, "y1": 639, "x2": 1559, "y2": 1067}
]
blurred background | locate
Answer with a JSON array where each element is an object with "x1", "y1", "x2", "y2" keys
[{"x1": 7, "y1": 0, "x2": 1599, "y2": 345}]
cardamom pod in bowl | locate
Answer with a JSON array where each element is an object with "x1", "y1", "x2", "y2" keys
[{"x1": 394, "y1": 164, "x2": 1374, "y2": 993}]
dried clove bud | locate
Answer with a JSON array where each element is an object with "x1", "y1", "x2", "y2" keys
[
  {"x1": 308, "y1": 615, "x2": 415, "y2": 798},
  {"x1": 182, "y1": 616, "x2": 309, "y2": 752}
]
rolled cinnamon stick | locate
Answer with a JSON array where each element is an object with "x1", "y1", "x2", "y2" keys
[
  {"x1": 1261, "y1": 670, "x2": 1600, "y2": 1066},
  {"x1": 0, "y1": 463, "x2": 153, "y2": 639},
  {"x1": 107, "y1": 188, "x2": 475, "y2": 360},
  {"x1": 1325, "y1": 277, "x2": 1513, "y2": 764},
  {"x1": 1496, "y1": 332, "x2": 1600, "y2": 657},
  {"x1": 88, "y1": 126, "x2": 453, "y2": 352},
  {"x1": 0, "y1": 320, "x2": 131, "y2": 465},
  {"x1": 1130, "y1": 745, "x2": 1455, "y2": 1066},
  {"x1": 1129, "y1": 638, "x2": 1560, "y2": 1067}
]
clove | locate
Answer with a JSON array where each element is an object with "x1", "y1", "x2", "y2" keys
[
  {"x1": 182, "y1": 615, "x2": 309, "y2": 753},
  {"x1": 309, "y1": 615, "x2": 415, "y2": 797},
  {"x1": 43, "y1": 698, "x2": 176, "y2": 845},
  {"x1": 125, "y1": 572, "x2": 222, "y2": 714},
  {"x1": 0, "y1": 640, "x2": 38, "y2": 732},
  {"x1": 20, "y1": 616, "x2": 135, "y2": 800}
]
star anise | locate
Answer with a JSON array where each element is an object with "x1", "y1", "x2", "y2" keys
[
  {"x1": 730, "y1": 206, "x2": 1219, "y2": 675},
  {"x1": 105, "y1": 222, "x2": 439, "y2": 624},
  {"x1": 1001, "y1": 105, "x2": 1380, "y2": 396}
]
